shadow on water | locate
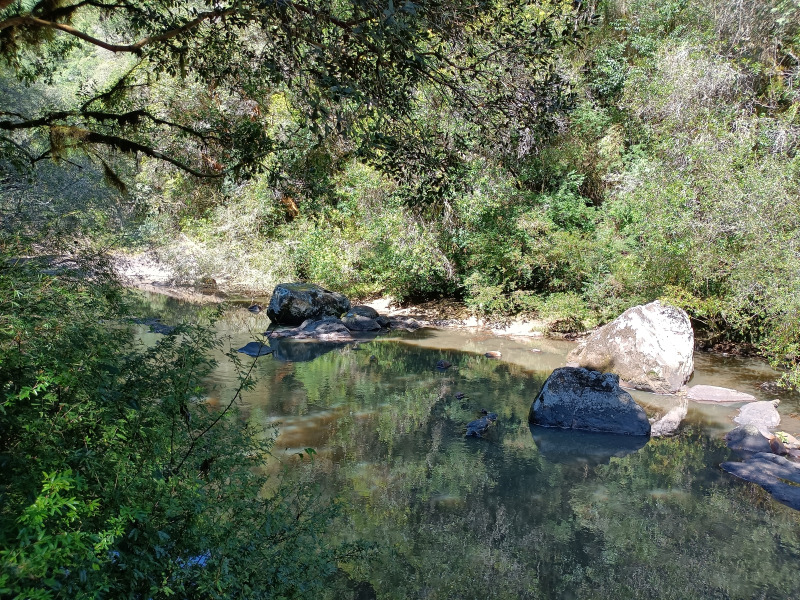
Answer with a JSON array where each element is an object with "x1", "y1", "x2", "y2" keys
[
  {"x1": 530, "y1": 424, "x2": 650, "y2": 465},
  {"x1": 268, "y1": 338, "x2": 351, "y2": 362}
]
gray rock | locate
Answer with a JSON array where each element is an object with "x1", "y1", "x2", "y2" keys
[
  {"x1": 237, "y1": 341, "x2": 274, "y2": 357},
  {"x1": 530, "y1": 367, "x2": 651, "y2": 436},
  {"x1": 267, "y1": 283, "x2": 350, "y2": 326},
  {"x1": 465, "y1": 412, "x2": 498, "y2": 438},
  {"x1": 721, "y1": 453, "x2": 800, "y2": 510},
  {"x1": 342, "y1": 314, "x2": 381, "y2": 332},
  {"x1": 312, "y1": 321, "x2": 354, "y2": 341},
  {"x1": 687, "y1": 385, "x2": 756, "y2": 404},
  {"x1": 733, "y1": 400, "x2": 781, "y2": 429},
  {"x1": 567, "y1": 301, "x2": 694, "y2": 394},
  {"x1": 725, "y1": 424, "x2": 773, "y2": 457},
  {"x1": 389, "y1": 317, "x2": 421, "y2": 331},
  {"x1": 375, "y1": 315, "x2": 391, "y2": 328},
  {"x1": 267, "y1": 318, "x2": 352, "y2": 341},
  {"x1": 650, "y1": 397, "x2": 688, "y2": 437},
  {"x1": 348, "y1": 305, "x2": 380, "y2": 319}
]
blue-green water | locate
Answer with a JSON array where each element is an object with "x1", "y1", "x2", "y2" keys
[{"x1": 135, "y1": 293, "x2": 800, "y2": 599}]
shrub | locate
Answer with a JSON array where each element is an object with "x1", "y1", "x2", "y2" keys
[{"x1": 0, "y1": 250, "x2": 339, "y2": 598}]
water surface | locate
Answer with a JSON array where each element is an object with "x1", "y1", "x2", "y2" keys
[{"x1": 134, "y1": 294, "x2": 800, "y2": 599}]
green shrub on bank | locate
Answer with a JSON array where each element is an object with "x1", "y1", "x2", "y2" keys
[{"x1": 0, "y1": 247, "x2": 340, "y2": 598}]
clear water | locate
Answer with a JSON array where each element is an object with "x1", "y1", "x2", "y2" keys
[{"x1": 133, "y1": 293, "x2": 800, "y2": 599}]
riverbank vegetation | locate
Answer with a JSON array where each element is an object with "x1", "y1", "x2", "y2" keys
[
  {"x1": 4, "y1": 1, "x2": 799, "y2": 377},
  {"x1": 0, "y1": 245, "x2": 345, "y2": 597}
]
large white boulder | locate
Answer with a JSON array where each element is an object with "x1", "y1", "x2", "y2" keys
[{"x1": 567, "y1": 301, "x2": 694, "y2": 394}]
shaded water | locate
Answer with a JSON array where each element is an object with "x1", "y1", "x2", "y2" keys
[{"x1": 134, "y1": 293, "x2": 800, "y2": 599}]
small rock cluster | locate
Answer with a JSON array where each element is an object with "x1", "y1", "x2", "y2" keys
[
  {"x1": 263, "y1": 283, "x2": 420, "y2": 339},
  {"x1": 235, "y1": 282, "x2": 419, "y2": 355}
]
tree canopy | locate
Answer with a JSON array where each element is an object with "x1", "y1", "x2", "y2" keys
[{"x1": 0, "y1": 0, "x2": 594, "y2": 183}]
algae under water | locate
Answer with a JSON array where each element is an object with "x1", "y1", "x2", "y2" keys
[{"x1": 134, "y1": 293, "x2": 800, "y2": 599}]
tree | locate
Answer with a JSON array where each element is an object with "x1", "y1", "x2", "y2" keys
[{"x1": 0, "y1": 0, "x2": 594, "y2": 183}]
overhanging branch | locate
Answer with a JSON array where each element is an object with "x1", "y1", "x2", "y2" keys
[
  {"x1": 0, "y1": 7, "x2": 239, "y2": 54},
  {"x1": 84, "y1": 131, "x2": 222, "y2": 177}
]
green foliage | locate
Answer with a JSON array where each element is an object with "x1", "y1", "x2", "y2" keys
[
  {"x1": 0, "y1": 248, "x2": 339, "y2": 598},
  {"x1": 587, "y1": 41, "x2": 629, "y2": 101}
]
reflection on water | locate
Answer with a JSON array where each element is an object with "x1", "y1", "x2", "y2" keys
[
  {"x1": 529, "y1": 425, "x2": 649, "y2": 464},
  {"x1": 133, "y1": 292, "x2": 800, "y2": 599}
]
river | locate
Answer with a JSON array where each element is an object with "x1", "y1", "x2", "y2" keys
[{"x1": 134, "y1": 292, "x2": 800, "y2": 599}]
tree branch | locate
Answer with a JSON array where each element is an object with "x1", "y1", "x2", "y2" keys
[
  {"x1": 0, "y1": 109, "x2": 217, "y2": 142},
  {"x1": 84, "y1": 131, "x2": 222, "y2": 177},
  {"x1": 0, "y1": 7, "x2": 239, "y2": 54}
]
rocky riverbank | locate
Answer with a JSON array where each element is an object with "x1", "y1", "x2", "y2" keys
[{"x1": 112, "y1": 251, "x2": 552, "y2": 337}]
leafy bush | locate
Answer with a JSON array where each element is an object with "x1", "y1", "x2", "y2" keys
[{"x1": 0, "y1": 249, "x2": 339, "y2": 598}]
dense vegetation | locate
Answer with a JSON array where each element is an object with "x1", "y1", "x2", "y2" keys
[
  {"x1": 0, "y1": 249, "x2": 345, "y2": 598},
  {"x1": 135, "y1": 0, "x2": 800, "y2": 383},
  {"x1": 5, "y1": 0, "x2": 798, "y2": 376},
  {"x1": 2, "y1": 0, "x2": 800, "y2": 597}
]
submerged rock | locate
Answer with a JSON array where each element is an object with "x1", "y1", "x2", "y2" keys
[
  {"x1": 267, "y1": 283, "x2": 350, "y2": 326},
  {"x1": 237, "y1": 341, "x2": 274, "y2": 357},
  {"x1": 132, "y1": 317, "x2": 175, "y2": 335},
  {"x1": 649, "y1": 397, "x2": 688, "y2": 438},
  {"x1": 686, "y1": 385, "x2": 756, "y2": 404},
  {"x1": 466, "y1": 412, "x2": 498, "y2": 438},
  {"x1": 567, "y1": 301, "x2": 694, "y2": 394},
  {"x1": 530, "y1": 367, "x2": 651, "y2": 436},
  {"x1": 721, "y1": 453, "x2": 800, "y2": 510},
  {"x1": 733, "y1": 400, "x2": 781, "y2": 429}
]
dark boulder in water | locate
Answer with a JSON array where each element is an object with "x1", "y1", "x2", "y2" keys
[
  {"x1": 530, "y1": 367, "x2": 651, "y2": 436},
  {"x1": 466, "y1": 412, "x2": 498, "y2": 438},
  {"x1": 267, "y1": 283, "x2": 350, "y2": 326}
]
